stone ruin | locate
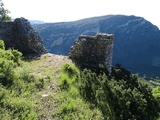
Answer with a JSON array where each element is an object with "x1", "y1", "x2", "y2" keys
[
  {"x1": 69, "y1": 33, "x2": 114, "y2": 73},
  {"x1": 0, "y1": 17, "x2": 47, "y2": 55}
]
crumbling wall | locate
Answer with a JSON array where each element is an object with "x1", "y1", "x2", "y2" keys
[
  {"x1": 0, "y1": 18, "x2": 47, "y2": 55},
  {"x1": 0, "y1": 22, "x2": 13, "y2": 45},
  {"x1": 69, "y1": 33, "x2": 114, "y2": 73}
]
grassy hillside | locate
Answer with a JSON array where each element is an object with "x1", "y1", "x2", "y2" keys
[
  {"x1": 0, "y1": 52, "x2": 104, "y2": 119},
  {"x1": 22, "y1": 54, "x2": 72, "y2": 119},
  {"x1": 0, "y1": 40, "x2": 160, "y2": 120},
  {"x1": 0, "y1": 52, "x2": 71, "y2": 119}
]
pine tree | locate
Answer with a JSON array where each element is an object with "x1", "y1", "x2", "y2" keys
[{"x1": 0, "y1": 0, "x2": 11, "y2": 21}]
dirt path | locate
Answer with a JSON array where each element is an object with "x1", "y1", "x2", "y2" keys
[
  {"x1": 30, "y1": 53, "x2": 72, "y2": 120},
  {"x1": 41, "y1": 53, "x2": 72, "y2": 68}
]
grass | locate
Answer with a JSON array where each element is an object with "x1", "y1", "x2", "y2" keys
[
  {"x1": 54, "y1": 63, "x2": 104, "y2": 120},
  {"x1": 0, "y1": 53, "x2": 160, "y2": 119},
  {"x1": 0, "y1": 54, "x2": 71, "y2": 120}
]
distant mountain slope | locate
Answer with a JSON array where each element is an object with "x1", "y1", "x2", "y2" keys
[
  {"x1": 33, "y1": 15, "x2": 160, "y2": 77},
  {"x1": 29, "y1": 20, "x2": 45, "y2": 24}
]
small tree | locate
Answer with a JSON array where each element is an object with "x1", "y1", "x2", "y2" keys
[{"x1": 0, "y1": 0, "x2": 11, "y2": 21}]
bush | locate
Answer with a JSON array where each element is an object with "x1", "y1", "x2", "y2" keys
[
  {"x1": 10, "y1": 49, "x2": 22, "y2": 65},
  {"x1": 80, "y1": 69, "x2": 115, "y2": 120},
  {"x1": 0, "y1": 89, "x2": 37, "y2": 120},
  {"x1": 57, "y1": 63, "x2": 160, "y2": 120},
  {"x1": 153, "y1": 86, "x2": 160, "y2": 98},
  {"x1": 55, "y1": 64, "x2": 104, "y2": 119},
  {"x1": 0, "y1": 41, "x2": 22, "y2": 86},
  {"x1": 0, "y1": 59, "x2": 14, "y2": 86},
  {"x1": 0, "y1": 40, "x2": 5, "y2": 50},
  {"x1": 79, "y1": 66, "x2": 160, "y2": 120},
  {"x1": 58, "y1": 64, "x2": 79, "y2": 90}
]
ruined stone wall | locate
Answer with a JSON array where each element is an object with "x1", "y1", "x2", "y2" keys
[
  {"x1": 69, "y1": 33, "x2": 114, "y2": 73},
  {"x1": 0, "y1": 22, "x2": 13, "y2": 44},
  {"x1": 0, "y1": 18, "x2": 47, "y2": 55}
]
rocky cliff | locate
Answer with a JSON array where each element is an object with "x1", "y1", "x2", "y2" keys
[
  {"x1": 0, "y1": 17, "x2": 47, "y2": 55},
  {"x1": 33, "y1": 15, "x2": 160, "y2": 77}
]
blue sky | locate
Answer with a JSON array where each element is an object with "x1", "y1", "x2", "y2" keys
[{"x1": 3, "y1": 0, "x2": 160, "y2": 28}]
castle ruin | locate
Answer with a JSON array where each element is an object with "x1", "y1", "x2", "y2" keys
[
  {"x1": 69, "y1": 33, "x2": 114, "y2": 73},
  {"x1": 0, "y1": 17, "x2": 47, "y2": 55}
]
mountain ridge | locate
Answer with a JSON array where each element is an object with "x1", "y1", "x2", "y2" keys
[
  {"x1": 29, "y1": 20, "x2": 45, "y2": 24},
  {"x1": 33, "y1": 15, "x2": 160, "y2": 77}
]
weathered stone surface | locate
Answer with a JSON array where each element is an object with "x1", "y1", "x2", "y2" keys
[
  {"x1": 69, "y1": 33, "x2": 114, "y2": 73},
  {"x1": 0, "y1": 17, "x2": 47, "y2": 55}
]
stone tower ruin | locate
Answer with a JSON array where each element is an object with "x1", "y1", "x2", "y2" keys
[
  {"x1": 69, "y1": 33, "x2": 114, "y2": 73},
  {"x1": 0, "y1": 17, "x2": 47, "y2": 55}
]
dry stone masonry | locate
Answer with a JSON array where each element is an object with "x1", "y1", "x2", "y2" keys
[
  {"x1": 0, "y1": 17, "x2": 47, "y2": 55},
  {"x1": 69, "y1": 33, "x2": 114, "y2": 73}
]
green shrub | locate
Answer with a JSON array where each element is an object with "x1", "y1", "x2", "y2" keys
[
  {"x1": 79, "y1": 65, "x2": 160, "y2": 120},
  {"x1": 80, "y1": 69, "x2": 115, "y2": 120},
  {"x1": 35, "y1": 77, "x2": 45, "y2": 90},
  {"x1": 0, "y1": 40, "x2": 5, "y2": 50},
  {"x1": 11, "y1": 49, "x2": 22, "y2": 65},
  {"x1": 0, "y1": 41, "x2": 38, "y2": 119},
  {"x1": 0, "y1": 41, "x2": 22, "y2": 86},
  {"x1": 54, "y1": 91, "x2": 103, "y2": 120},
  {"x1": 62, "y1": 63, "x2": 79, "y2": 79},
  {"x1": 55, "y1": 64, "x2": 104, "y2": 119},
  {"x1": 0, "y1": 58, "x2": 14, "y2": 86},
  {"x1": 0, "y1": 93, "x2": 37, "y2": 120},
  {"x1": 0, "y1": 45, "x2": 22, "y2": 66},
  {"x1": 153, "y1": 86, "x2": 160, "y2": 98},
  {"x1": 58, "y1": 64, "x2": 79, "y2": 90}
]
